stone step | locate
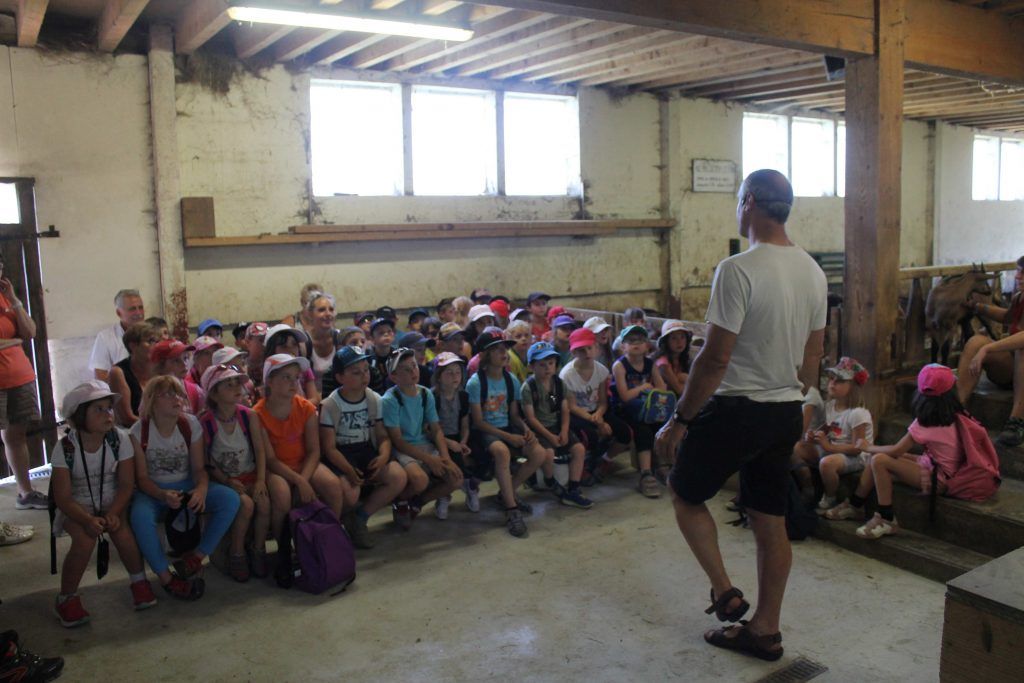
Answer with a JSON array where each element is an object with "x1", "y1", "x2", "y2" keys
[
  {"x1": 896, "y1": 377, "x2": 1014, "y2": 431},
  {"x1": 815, "y1": 518, "x2": 991, "y2": 583},
  {"x1": 878, "y1": 413, "x2": 1024, "y2": 481}
]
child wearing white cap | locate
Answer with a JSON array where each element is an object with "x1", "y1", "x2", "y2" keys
[{"x1": 50, "y1": 381, "x2": 155, "y2": 627}]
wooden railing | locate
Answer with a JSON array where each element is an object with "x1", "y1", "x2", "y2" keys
[{"x1": 562, "y1": 306, "x2": 707, "y2": 342}]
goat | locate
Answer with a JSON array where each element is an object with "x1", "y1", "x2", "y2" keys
[{"x1": 924, "y1": 265, "x2": 996, "y2": 365}]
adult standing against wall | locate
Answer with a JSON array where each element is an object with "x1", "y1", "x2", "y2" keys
[
  {"x1": 0, "y1": 254, "x2": 46, "y2": 511},
  {"x1": 957, "y1": 255, "x2": 1024, "y2": 447},
  {"x1": 655, "y1": 170, "x2": 826, "y2": 662},
  {"x1": 89, "y1": 289, "x2": 145, "y2": 382}
]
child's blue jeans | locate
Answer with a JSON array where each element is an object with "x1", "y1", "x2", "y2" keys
[{"x1": 130, "y1": 478, "x2": 240, "y2": 575}]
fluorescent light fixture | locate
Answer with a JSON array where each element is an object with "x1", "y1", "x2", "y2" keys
[{"x1": 227, "y1": 6, "x2": 474, "y2": 42}]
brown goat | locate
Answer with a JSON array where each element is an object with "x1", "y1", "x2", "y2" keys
[{"x1": 924, "y1": 267, "x2": 995, "y2": 365}]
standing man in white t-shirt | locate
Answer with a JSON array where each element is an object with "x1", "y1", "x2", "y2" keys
[
  {"x1": 656, "y1": 170, "x2": 827, "y2": 662},
  {"x1": 89, "y1": 289, "x2": 145, "y2": 382}
]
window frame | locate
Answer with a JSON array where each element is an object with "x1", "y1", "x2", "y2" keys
[
  {"x1": 741, "y1": 110, "x2": 846, "y2": 198},
  {"x1": 973, "y1": 133, "x2": 1024, "y2": 202},
  {"x1": 309, "y1": 72, "x2": 581, "y2": 199}
]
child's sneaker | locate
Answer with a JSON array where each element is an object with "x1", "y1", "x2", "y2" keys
[
  {"x1": 997, "y1": 417, "x2": 1024, "y2": 447},
  {"x1": 393, "y1": 501, "x2": 413, "y2": 530},
  {"x1": 0, "y1": 521, "x2": 33, "y2": 546},
  {"x1": 172, "y1": 551, "x2": 205, "y2": 579},
  {"x1": 823, "y1": 500, "x2": 859, "y2": 521},
  {"x1": 638, "y1": 473, "x2": 661, "y2": 498},
  {"x1": 559, "y1": 488, "x2": 593, "y2": 509},
  {"x1": 14, "y1": 490, "x2": 48, "y2": 510},
  {"x1": 856, "y1": 513, "x2": 899, "y2": 539},
  {"x1": 343, "y1": 511, "x2": 374, "y2": 550},
  {"x1": 817, "y1": 494, "x2": 837, "y2": 512},
  {"x1": 250, "y1": 548, "x2": 270, "y2": 578},
  {"x1": 228, "y1": 553, "x2": 250, "y2": 583},
  {"x1": 463, "y1": 479, "x2": 480, "y2": 513},
  {"x1": 54, "y1": 595, "x2": 89, "y2": 628},
  {"x1": 505, "y1": 509, "x2": 528, "y2": 538},
  {"x1": 514, "y1": 495, "x2": 533, "y2": 515},
  {"x1": 130, "y1": 579, "x2": 157, "y2": 610},
  {"x1": 434, "y1": 496, "x2": 451, "y2": 520},
  {"x1": 162, "y1": 574, "x2": 205, "y2": 601}
]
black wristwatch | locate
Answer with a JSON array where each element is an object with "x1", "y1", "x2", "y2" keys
[{"x1": 672, "y1": 412, "x2": 692, "y2": 427}]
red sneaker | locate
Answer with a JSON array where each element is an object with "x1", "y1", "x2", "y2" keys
[
  {"x1": 54, "y1": 595, "x2": 90, "y2": 628},
  {"x1": 162, "y1": 575, "x2": 205, "y2": 601},
  {"x1": 172, "y1": 552, "x2": 205, "y2": 579},
  {"x1": 130, "y1": 579, "x2": 157, "y2": 610}
]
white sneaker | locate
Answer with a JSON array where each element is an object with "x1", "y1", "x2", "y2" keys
[
  {"x1": 823, "y1": 500, "x2": 859, "y2": 521},
  {"x1": 856, "y1": 513, "x2": 899, "y2": 539},
  {"x1": 463, "y1": 481, "x2": 480, "y2": 513},
  {"x1": 817, "y1": 495, "x2": 837, "y2": 511},
  {"x1": 434, "y1": 496, "x2": 450, "y2": 520},
  {"x1": 0, "y1": 521, "x2": 34, "y2": 546}
]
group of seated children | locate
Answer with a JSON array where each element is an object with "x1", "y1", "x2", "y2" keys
[
  {"x1": 50, "y1": 291, "x2": 697, "y2": 626},
  {"x1": 792, "y1": 357, "x2": 995, "y2": 540}
]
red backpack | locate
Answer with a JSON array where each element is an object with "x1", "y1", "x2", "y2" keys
[{"x1": 945, "y1": 413, "x2": 1001, "y2": 502}]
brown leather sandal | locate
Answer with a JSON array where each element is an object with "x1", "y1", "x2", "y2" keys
[
  {"x1": 704, "y1": 622, "x2": 784, "y2": 662},
  {"x1": 705, "y1": 587, "x2": 750, "y2": 622}
]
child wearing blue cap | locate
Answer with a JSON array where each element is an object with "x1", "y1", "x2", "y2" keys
[
  {"x1": 521, "y1": 343, "x2": 593, "y2": 509},
  {"x1": 320, "y1": 346, "x2": 407, "y2": 549}
]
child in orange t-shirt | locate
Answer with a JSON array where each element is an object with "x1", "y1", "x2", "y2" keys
[{"x1": 253, "y1": 355, "x2": 343, "y2": 544}]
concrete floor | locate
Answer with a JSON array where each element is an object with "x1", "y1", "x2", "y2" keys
[{"x1": 1, "y1": 474, "x2": 945, "y2": 683}]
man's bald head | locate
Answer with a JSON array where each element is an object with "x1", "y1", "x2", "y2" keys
[{"x1": 739, "y1": 169, "x2": 794, "y2": 224}]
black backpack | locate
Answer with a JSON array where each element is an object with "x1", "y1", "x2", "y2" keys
[
  {"x1": 477, "y1": 369, "x2": 517, "y2": 419},
  {"x1": 728, "y1": 474, "x2": 818, "y2": 541},
  {"x1": 525, "y1": 375, "x2": 565, "y2": 427}
]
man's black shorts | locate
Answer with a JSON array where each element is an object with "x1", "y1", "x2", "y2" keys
[{"x1": 669, "y1": 395, "x2": 802, "y2": 516}]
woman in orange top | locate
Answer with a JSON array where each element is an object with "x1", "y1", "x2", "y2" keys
[
  {"x1": 253, "y1": 354, "x2": 343, "y2": 545},
  {"x1": 0, "y1": 256, "x2": 45, "y2": 512}
]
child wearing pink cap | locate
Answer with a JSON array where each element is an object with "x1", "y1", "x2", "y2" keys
[
  {"x1": 826, "y1": 364, "x2": 989, "y2": 539},
  {"x1": 199, "y1": 363, "x2": 283, "y2": 581}
]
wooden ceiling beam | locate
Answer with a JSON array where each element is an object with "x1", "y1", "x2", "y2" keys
[
  {"x1": 311, "y1": 33, "x2": 389, "y2": 65},
  {"x1": 97, "y1": 0, "x2": 149, "y2": 52},
  {"x1": 175, "y1": 0, "x2": 231, "y2": 54},
  {"x1": 635, "y1": 52, "x2": 822, "y2": 90},
  {"x1": 483, "y1": 0, "x2": 1024, "y2": 85},
  {"x1": 539, "y1": 34, "x2": 708, "y2": 83},
  {"x1": 504, "y1": 30, "x2": 678, "y2": 80},
  {"x1": 274, "y1": 28, "x2": 341, "y2": 61},
  {"x1": 348, "y1": 36, "x2": 433, "y2": 68},
  {"x1": 456, "y1": 21, "x2": 627, "y2": 76},
  {"x1": 653, "y1": 63, "x2": 824, "y2": 95},
  {"x1": 16, "y1": 0, "x2": 48, "y2": 48},
  {"x1": 586, "y1": 45, "x2": 793, "y2": 87},
  {"x1": 417, "y1": 16, "x2": 592, "y2": 74},
  {"x1": 679, "y1": 64, "x2": 826, "y2": 98},
  {"x1": 234, "y1": 24, "x2": 294, "y2": 59},
  {"x1": 422, "y1": 0, "x2": 463, "y2": 14},
  {"x1": 383, "y1": 11, "x2": 548, "y2": 71}
]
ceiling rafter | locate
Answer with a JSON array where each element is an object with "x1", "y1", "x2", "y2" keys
[{"x1": 97, "y1": 0, "x2": 149, "y2": 52}]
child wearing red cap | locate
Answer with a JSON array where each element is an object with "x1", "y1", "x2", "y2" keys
[
  {"x1": 794, "y1": 357, "x2": 874, "y2": 514},
  {"x1": 150, "y1": 339, "x2": 202, "y2": 415},
  {"x1": 828, "y1": 364, "x2": 993, "y2": 539}
]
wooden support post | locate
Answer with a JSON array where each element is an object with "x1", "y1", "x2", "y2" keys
[
  {"x1": 843, "y1": 0, "x2": 905, "y2": 413},
  {"x1": 657, "y1": 97, "x2": 678, "y2": 317},
  {"x1": 148, "y1": 25, "x2": 189, "y2": 339}
]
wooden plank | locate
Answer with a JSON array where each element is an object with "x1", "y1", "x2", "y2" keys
[
  {"x1": 898, "y1": 261, "x2": 1017, "y2": 280},
  {"x1": 545, "y1": 34, "x2": 715, "y2": 83},
  {"x1": 904, "y1": 0, "x2": 1024, "y2": 86},
  {"x1": 477, "y1": 0, "x2": 876, "y2": 57},
  {"x1": 180, "y1": 197, "x2": 215, "y2": 239},
  {"x1": 842, "y1": 0, "x2": 905, "y2": 415},
  {"x1": 274, "y1": 28, "x2": 341, "y2": 61},
  {"x1": 584, "y1": 44, "x2": 786, "y2": 87},
  {"x1": 16, "y1": 0, "x2": 49, "y2": 47},
  {"x1": 348, "y1": 36, "x2": 432, "y2": 69},
  {"x1": 289, "y1": 219, "x2": 675, "y2": 233},
  {"x1": 185, "y1": 226, "x2": 620, "y2": 247},
  {"x1": 175, "y1": 0, "x2": 231, "y2": 54},
  {"x1": 941, "y1": 598, "x2": 1024, "y2": 682},
  {"x1": 234, "y1": 23, "x2": 294, "y2": 59},
  {"x1": 97, "y1": 0, "x2": 149, "y2": 52},
  {"x1": 311, "y1": 33, "x2": 388, "y2": 65}
]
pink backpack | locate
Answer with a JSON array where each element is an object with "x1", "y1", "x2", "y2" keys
[{"x1": 944, "y1": 413, "x2": 1001, "y2": 502}]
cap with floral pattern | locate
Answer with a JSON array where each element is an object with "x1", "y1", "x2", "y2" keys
[{"x1": 826, "y1": 357, "x2": 869, "y2": 386}]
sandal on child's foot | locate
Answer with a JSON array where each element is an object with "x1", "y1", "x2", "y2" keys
[
  {"x1": 705, "y1": 587, "x2": 750, "y2": 623},
  {"x1": 704, "y1": 622, "x2": 783, "y2": 662}
]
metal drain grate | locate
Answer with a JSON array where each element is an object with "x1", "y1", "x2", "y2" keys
[{"x1": 753, "y1": 657, "x2": 829, "y2": 683}]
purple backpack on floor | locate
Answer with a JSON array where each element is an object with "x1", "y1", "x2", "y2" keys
[{"x1": 281, "y1": 501, "x2": 356, "y2": 595}]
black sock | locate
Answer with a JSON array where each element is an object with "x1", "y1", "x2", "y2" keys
[
  {"x1": 568, "y1": 480, "x2": 581, "y2": 490},
  {"x1": 640, "y1": 469, "x2": 653, "y2": 476},
  {"x1": 849, "y1": 493, "x2": 866, "y2": 508},
  {"x1": 544, "y1": 476, "x2": 557, "y2": 488},
  {"x1": 877, "y1": 504, "x2": 895, "y2": 521}
]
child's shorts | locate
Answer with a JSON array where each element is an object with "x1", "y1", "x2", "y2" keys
[
  {"x1": 325, "y1": 442, "x2": 378, "y2": 475},
  {"x1": 393, "y1": 446, "x2": 449, "y2": 485},
  {"x1": 817, "y1": 448, "x2": 869, "y2": 474},
  {"x1": 536, "y1": 429, "x2": 580, "y2": 457},
  {"x1": 230, "y1": 472, "x2": 257, "y2": 489}
]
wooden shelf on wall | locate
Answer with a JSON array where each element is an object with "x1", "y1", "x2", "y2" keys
[{"x1": 182, "y1": 219, "x2": 676, "y2": 248}]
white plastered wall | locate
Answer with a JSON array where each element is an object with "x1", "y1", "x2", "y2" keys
[
  {"x1": 933, "y1": 122, "x2": 1024, "y2": 266},
  {"x1": 0, "y1": 47, "x2": 160, "y2": 401}
]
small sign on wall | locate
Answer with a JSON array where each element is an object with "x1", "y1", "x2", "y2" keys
[{"x1": 692, "y1": 159, "x2": 738, "y2": 193}]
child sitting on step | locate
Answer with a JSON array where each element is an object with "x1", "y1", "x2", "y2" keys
[
  {"x1": 826, "y1": 364, "x2": 994, "y2": 539},
  {"x1": 51, "y1": 381, "x2": 156, "y2": 627},
  {"x1": 796, "y1": 357, "x2": 874, "y2": 512}
]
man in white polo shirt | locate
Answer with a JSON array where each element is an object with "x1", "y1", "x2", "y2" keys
[
  {"x1": 89, "y1": 289, "x2": 145, "y2": 382},
  {"x1": 656, "y1": 170, "x2": 827, "y2": 662}
]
